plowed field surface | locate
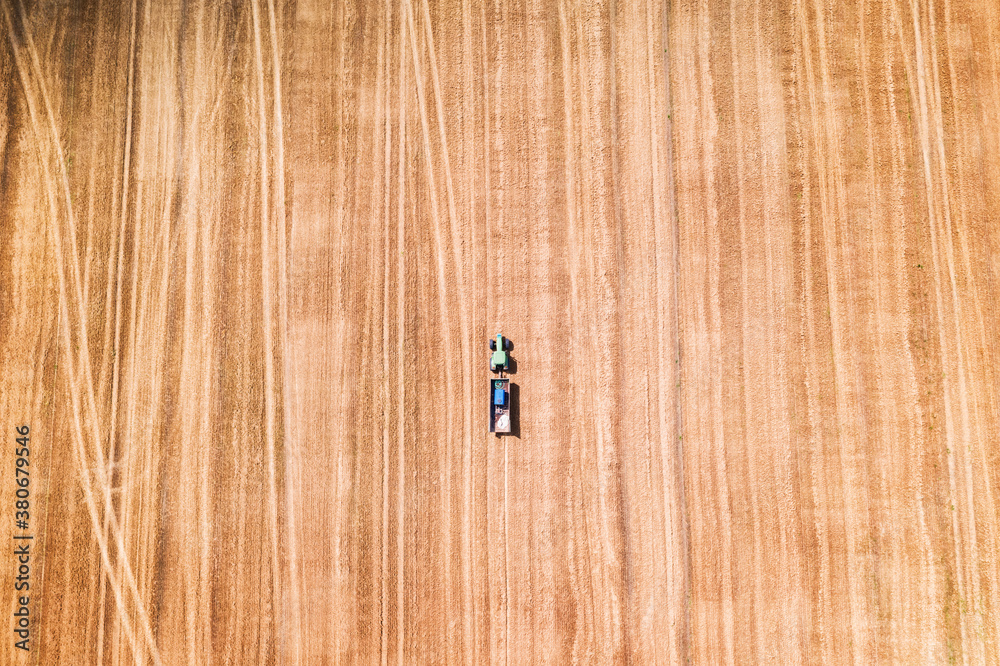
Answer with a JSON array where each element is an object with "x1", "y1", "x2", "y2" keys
[{"x1": 2, "y1": 0, "x2": 1000, "y2": 663}]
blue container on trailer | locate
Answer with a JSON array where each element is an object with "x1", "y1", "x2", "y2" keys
[{"x1": 493, "y1": 386, "x2": 506, "y2": 406}]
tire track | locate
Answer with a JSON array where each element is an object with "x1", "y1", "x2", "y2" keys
[
  {"x1": 814, "y1": 0, "x2": 877, "y2": 657},
  {"x1": 352, "y1": 7, "x2": 389, "y2": 658},
  {"x1": 789, "y1": 0, "x2": 836, "y2": 657},
  {"x1": 414, "y1": 1, "x2": 476, "y2": 654},
  {"x1": 458, "y1": 0, "x2": 481, "y2": 659},
  {"x1": 401, "y1": 0, "x2": 459, "y2": 655},
  {"x1": 564, "y1": 2, "x2": 607, "y2": 658},
  {"x1": 265, "y1": 0, "x2": 304, "y2": 659},
  {"x1": 927, "y1": 2, "x2": 992, "y2": 654},
  {"x1": 460, "y1": 0, "x2": 482, "y2": 659},
  {"x1": 481, "y1": 6, "x2": 509, "y2": 659},
  {"x1": 901, "y1": 0, "x2": 972, "y2": 656},
  {"x1": 858, "y1": 4, "x2": 899, "y2": 658},
  {"x1": 96, "y1": 0, "x2": 138, "y2": 656},
  {"x1": 683, "y1": 0, "x2": 736, "y2": 660},
  {"x1": 2, "y1": 3, "x2": 162, "y2": 661},
  {"x1": 860, "y1": 3, "x2": 919, "y2": 658},
  {"x1": 556, "y1": 4, "x2": 586, "y2": 660},
  {"x1": 379, "y1": 4, "x2": 392, "y2": 664},
  {"x1": 395, "y1": 9, "x2": 409, "y2": 660},
  {"x1": 195, "y1": 8, "x2": 218, "y2": 658},
  {"x1": 887, "y1": 13, "x2": 934, "y2": 659},
  {"x1": 328, "y1": 4, "x2": 350, "y2": 654},
  {"x1": 573, "y1": 5, "x2": 623, "y2": 657},
  {"x1": 728, "y1": 2, "x2": 770, "y2": 659},
  {"x1": 653, "y1": 0, "x2": 691, "y2": 656},
  {"x1": 796, "y1": 0, "x2": 864, "y2": 657},
  {"x1": 249, "y1": 2, "x2": 287, "y2": 661},
  {"x1": 177, "y1": 2, "x2": 210, "y2": 658},
  {"x1": 884, "y1": 3, "x2": 942, "y2": 659},
  {"x1": 941, "y1": 0, "x2": 1000, "y2": 648},
  {"x1": 752, "y1": 1, "x2": 800, "y2": 658},
  {"x1": 414, "y1": 1, "x2": 476, "y2": 656}
]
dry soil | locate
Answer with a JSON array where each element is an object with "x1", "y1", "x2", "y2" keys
[{"x1": 2, "y1": 0, "x2": 1000, "y2": 663}]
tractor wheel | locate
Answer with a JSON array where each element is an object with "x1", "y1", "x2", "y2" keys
[
  {"x1": 489, "y1": 339, "x2": 497, "y2": 351},
  {"x1": 503, "y1": 338, "x2": 512, "y2": 351}
]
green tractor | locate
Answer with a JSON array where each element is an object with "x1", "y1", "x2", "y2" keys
[{"x1": 489, "y1": 334, "x2": 511, "y2": 372}]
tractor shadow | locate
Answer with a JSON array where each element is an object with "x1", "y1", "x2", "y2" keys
[
  {"x1": 506, "y1": 341, "x2": 518, "y2": 436},
  {"x1": 505, "y1": 339, "x2": 517, "y2": 374}
]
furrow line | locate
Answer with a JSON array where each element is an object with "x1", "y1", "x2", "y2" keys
[
  {"x1": 941, "y1": 0, "x2": 1000, "y2": 644},
  {"x1": 700, "y1": 0, "x2": 735, "y2": 660},
  {"x1": 416, "y1": 0, "x2": 475, "y2": 652},
  {"x1": 396, "y1": 9, "x2": 409, "y2": 660},
  {"x1": 572, "y1": 4, "x2": 612, "y2": 653},
  {"x1": 791, "y1": 0, "x2": 834, "y2": 657},
  {"x1": 654, "y1": 0, "x2": 691, "y2": 658},
  {"x1": 459, "y1": 0, "x2": 477, "y2": 659},
  {"x1": 249, "y1": 1, "x2": 283, "y2": 657},
  {"x1": 812, "y1": 0, "x2": 875, "y2": 657},
  {"x1": 0, "y1": 7, "x2": 146, "y2": 662},
  {"x1": 858, "y1": 3, "x2": 898, "y2": 659},
  {"x1": 883, "y1": 3, "x2": 938, "y2": 658},
  {"x1": 403, "y1": 0, "x2": 459, "y2": 652},
  {"x1": 380, "y1": 4, "x2": 393, "y2": 663},
  {"x1": 178, "y1": 1, "x2": 203, "y2": 655},
  {"x1": 97, "y1": 0, "x2": 139, "y2": 655},
  {"x1": 928, "y1": 5, "x2": 986, "y2": 656},
  {"x1": 729, "y1": 2, "x2": 768, "y2": 659},
  {"x1": 904, "y1": 0, "x2": 969, "y2": 656},
  {"x1": 195, "y1": 5, "x2": 215, "y2": 658},
  {"x1": 265, "y1": 0, "x2": 303, "y2": 661},
  {"x1": 556, "y1": 4, "x2": 581, "y2": 661},
  {"x1": 4, "y1": 3, "x2": 164, "y2": 660}
]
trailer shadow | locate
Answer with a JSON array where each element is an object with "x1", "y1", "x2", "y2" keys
[
  {"x1": 508, "y1": 382, "x2": 520, "y2": 438},
  {"x1": 506, "y1": 349, "x2": 518, "y2": 436}
]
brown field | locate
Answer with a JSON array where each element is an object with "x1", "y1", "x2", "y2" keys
[{"x1": 2, "y1": 0, "x2": 1000, "y2": 663}]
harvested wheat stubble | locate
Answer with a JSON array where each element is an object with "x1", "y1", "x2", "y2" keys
[{"x1": 1, "y1": 0, "x2": 999, "y2": 663}]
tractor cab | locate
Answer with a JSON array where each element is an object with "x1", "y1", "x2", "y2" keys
[{"x1": 489, "y1": 334, "x2": 510, "y2": 372}]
